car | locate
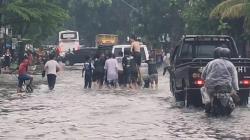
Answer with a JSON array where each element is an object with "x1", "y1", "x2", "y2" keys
[{"x1": 112, "y1": 44, "x2": 150, "y2": 85}]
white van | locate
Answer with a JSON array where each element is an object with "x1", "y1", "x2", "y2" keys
[{"x1": 112, "y1": 44, "x2": 150, "y2": 84}]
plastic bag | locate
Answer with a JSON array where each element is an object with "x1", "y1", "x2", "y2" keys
[{"x1": 201, "y1": 87, "x2": 210, "y2": 104}]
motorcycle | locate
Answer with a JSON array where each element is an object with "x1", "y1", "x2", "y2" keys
[{"x1": 202, "y1": 85, "x2": 238, "y2": 116}]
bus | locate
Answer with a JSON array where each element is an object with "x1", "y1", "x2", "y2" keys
[{"x1": 57, "y1": 30, "x2": 80, "y2": 57}]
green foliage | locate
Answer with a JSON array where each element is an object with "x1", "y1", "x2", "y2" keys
[
  {"x1": 182, "y1": 0, "x2": 221, "y2": 34},
  {"x1": 1, "y1": 0, "x2": 69, "y2": 46},
  {"x1": 210, "y1": 0, "x2": 250, "y2": 32},
  {"x1": 65, "y1": 0, "x2": 185, "y2": 47}
]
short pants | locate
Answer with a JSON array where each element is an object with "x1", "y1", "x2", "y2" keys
[
  {"x1": 149, "y1": 74, "x2": 158, "y2": 83},
  {"x1": 18, "y1": 74, "x2": 32, "y2": 87},
  {"x1": 133, "y1": 52, "x2": 141, "y2": 66}
]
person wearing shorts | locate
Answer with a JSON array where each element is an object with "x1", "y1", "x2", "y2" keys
[
  {"x1": 148, "y1": 56, "x2": 158, "y2": 89},
  {"x1": 17, "y1": 59, "x2": 33, "y2": 93}
]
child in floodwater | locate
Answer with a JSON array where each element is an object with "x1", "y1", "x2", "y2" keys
[{"x1": 82, "y1": 56, "x2": 95, "y2": 89}]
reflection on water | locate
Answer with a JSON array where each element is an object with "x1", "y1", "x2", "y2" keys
[{"x1": 0, "y1": 66, "x2": 250, "y2": 140}]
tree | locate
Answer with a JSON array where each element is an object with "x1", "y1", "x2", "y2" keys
[
  {"x1": 210, "y1": 0, "x2": 250, "y2": 32},
  {"x1": 0, "y1": 0, "x2": 69, "y2": 46},
  {"x1": 210, "y1": 0, "x2": 250, "y2": 57},
  {"x1": 182, "y1": 0, "x2": 221, "y2": 35}
]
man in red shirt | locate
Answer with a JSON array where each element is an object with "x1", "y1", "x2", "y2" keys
[{"x1": 17, "y1": 58, "x2": 33, "y2": 93}]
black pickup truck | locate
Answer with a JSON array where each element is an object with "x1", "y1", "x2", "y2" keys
[
  {"x1": 169, "y1": 35, "x2": 250, "y2": 106},
  {"x1": 62, "y1": 47, "x2": 98, "y2": 66}
]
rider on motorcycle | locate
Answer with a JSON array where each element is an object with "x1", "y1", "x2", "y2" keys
[{"x1": 201, "y1": 47, "x2": 239, "y2": 116}]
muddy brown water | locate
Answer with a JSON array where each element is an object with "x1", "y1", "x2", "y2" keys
[{"x1": 0, "y1": 66, "x2": 250, "y2": 140}]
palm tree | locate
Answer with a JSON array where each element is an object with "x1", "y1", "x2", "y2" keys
[
  {"x1": 210, "y1": 0, "x2": 250, "y2": 57},
  {"x1": 210, "y1": 0, "x2": 250, "y2": 30}
]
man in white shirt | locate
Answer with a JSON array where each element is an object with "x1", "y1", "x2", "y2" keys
[
  {"x1": 44, "y1": 54, "x2": 61, "y2": 90},
  {"x1": 104, "y1": 53, "x2": 119, "y2": 88}
]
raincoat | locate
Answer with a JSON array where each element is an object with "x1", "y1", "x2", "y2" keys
[{"x1": 201, "y1": 58, "x2": 239, "y2": 94}]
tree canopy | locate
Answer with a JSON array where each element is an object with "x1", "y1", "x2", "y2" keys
[
  {"x1": 1, "y1": 0, "x2": 69, "y2": 45},
  {"x1": 2, "y1": 0, "x2": 250, "y2": 54}
]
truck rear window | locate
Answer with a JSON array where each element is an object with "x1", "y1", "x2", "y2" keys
[{"x1": 179, "y1": 41, "x2": 233, "y2": 58}]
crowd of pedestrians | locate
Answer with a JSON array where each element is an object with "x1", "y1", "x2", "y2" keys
[{"x1": 81, "y1": 50, "x2": 164, "y2": 90}]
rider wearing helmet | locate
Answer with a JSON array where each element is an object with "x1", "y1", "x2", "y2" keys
[
  {"x1": 220, "y1": 48, "x2": 231, "y2": 59},
  {"x1": 213, "y1": 47, "x2": 223, "y2": 59},
  {"x1": 201, "y1": 47, "x2": 239, "y2": 115}
]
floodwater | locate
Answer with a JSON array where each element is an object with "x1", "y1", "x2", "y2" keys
[{"x1": 0, "y1": 65, "x2": 250, "y2": 140}]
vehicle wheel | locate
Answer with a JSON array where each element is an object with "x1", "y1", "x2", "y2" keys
[
  {"x1": 238, "y1": 92, "x2": 248, "y2": 106},
  {"x1": 172, "y1": 81, "x2": 185, "y2": 102},
  {"x1": 65, "y1": 60, "x2": 71, "y2": 66}
]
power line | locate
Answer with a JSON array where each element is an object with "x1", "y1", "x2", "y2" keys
[{"x1": 120, "y1": 0, "x2": 140, "y2": 13}]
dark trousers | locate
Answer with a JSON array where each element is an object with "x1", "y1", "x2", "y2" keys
[
  {"x1": 84, "y1": 73, "x2": 92, "y2": 89},
  {"x1": 47, "y1": 74, "x2": 56, "y2": 90},
  {"x1": 118, "y1": 71, "x2": 123, "y2": 86}
]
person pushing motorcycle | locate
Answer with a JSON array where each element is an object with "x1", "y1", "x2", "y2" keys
[{"x1": 201, "y1": 47, "x2": 239, "y2": 116}]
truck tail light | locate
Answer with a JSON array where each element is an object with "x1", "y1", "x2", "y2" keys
[
  {"x1": 194, "y1": 79, "x2": 204, "y2": 87},
  {"x1": 240, "y1": 79, "x2": 250, "y2": 87}
]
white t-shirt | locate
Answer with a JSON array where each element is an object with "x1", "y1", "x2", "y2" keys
[
  {"x1": 45, "y1": 60, "x2": 60, "y2": 75},
  {"x1": 104, "y1": 58, "x2": 118, "y2": 81}
]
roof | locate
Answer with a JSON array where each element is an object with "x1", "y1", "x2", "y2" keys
[
  {"x1": 183, "y1": 35, "x2": 232, "y2": 38},
  {"x1": 113, "y1": 44, "x2": 147, "y2": 48},
  {"x1": 59, "y1": 30, "x2": 78, "y2": 33}
]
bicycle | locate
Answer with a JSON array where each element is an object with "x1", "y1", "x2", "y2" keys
[
  {"x1": 20, "y1": 79, "x2": 33, "y2": 93},
  {"x1": 10, "y1": 70, "x2": 34, "y2": 94}
]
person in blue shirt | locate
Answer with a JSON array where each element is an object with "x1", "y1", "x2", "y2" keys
[{"x1": 82, "y1": 56, "x2": 95, "y2": 89}]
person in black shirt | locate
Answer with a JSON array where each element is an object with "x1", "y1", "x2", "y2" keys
[
  {"x1": 93, "y1": 53, "x2": 106, "y2": 89},
  {"x1": 148, "y1": 55, "x2": 158, "y2": 89},
  {"x1": 122, "y1": 50, "x2": 138, "y2": 89}
]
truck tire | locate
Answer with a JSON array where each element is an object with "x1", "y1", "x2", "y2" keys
[
  {"x1": 171, "y1": 81, "x2": 185, "y2": 102},
  {"x1": 238, "y1": 92, "x2": 249, "y2": 106}
]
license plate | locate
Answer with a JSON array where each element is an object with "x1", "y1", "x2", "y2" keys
[{"x1": 236, "y1": 66, "x2": 247, "y2": 73}]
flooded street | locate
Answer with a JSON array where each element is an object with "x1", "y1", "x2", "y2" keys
[{"x1": 1, "y1": 66, "x2": 250, "y2": 140}]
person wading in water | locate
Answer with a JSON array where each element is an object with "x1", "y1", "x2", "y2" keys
[{"x1": 130, "y1": 35, "x2": 142, "y2": 86}]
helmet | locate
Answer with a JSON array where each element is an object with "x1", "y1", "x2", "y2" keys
[
  {"x1": 220, "y1": 48, "x2": 231, "y2": 59},
  {"x1": 213, "y1": 47, "x2": 223, "y2": 59}
]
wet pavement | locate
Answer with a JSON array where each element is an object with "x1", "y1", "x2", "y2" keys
[{"x1": 0, "y1": 65, "x2": 250, "y2": 140}]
